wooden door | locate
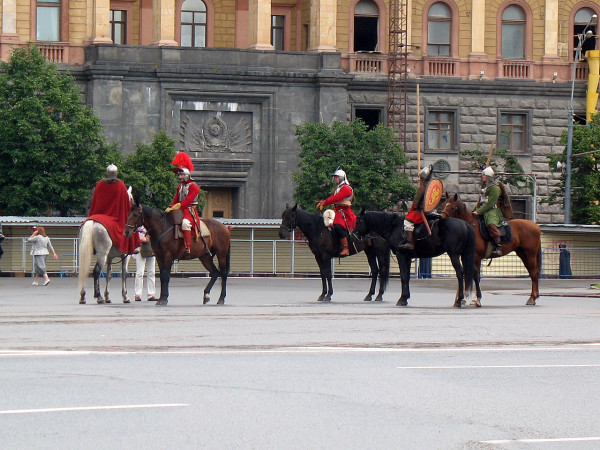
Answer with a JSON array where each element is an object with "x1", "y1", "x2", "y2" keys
[{"x1": 202, "y1": 189, "x2": 232, "y2": 218}]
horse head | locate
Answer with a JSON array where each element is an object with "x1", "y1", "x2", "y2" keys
[
  {"x1": 279, "y1": 203, "x2": 298, "y2": 239},
  {"x1": 441, "y1": 192, "x2": 460, "y2": 218},
  {"x1": 354, "y1": 208, "x2": 370, "y2": 238},
  {"x1": 124, "y1": 203, "x2": 143, "y2": 237}
]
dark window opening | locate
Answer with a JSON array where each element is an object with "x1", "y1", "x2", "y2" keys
[
  {"x1": 355, "y1": 108, "x2": 382, "y2": 129},
  {"x1": 354, "y1": 17, "x2": 378, "y2": 51},
  {"x1": 511, "y1": 198, "x2": 528, "y2": 220},
  {"x1": 212, "y1": 211, "x2": 224, "y2": 218}
]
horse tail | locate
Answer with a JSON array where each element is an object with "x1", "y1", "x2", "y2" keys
[
  {"x1": 78, "y1": 220, "x2": 94, "y2": 293},
  {"x1": 462, "y1": 222, "x2": 477, "y2": 297}
]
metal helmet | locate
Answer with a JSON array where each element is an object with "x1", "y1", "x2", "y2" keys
[
  {"x1": 332, "y1": 168, "x2": 346, "y2": 180},
  {"x1": 419, "y1": 165, "x2": 433, "y2": 180},
  {"x1": 106, "y1": 164, "x2": 118, "y2": 179},
  {"x1": 482, "y1": 166, "x2": 494, "y2": 177},
  {"x1": 178, "y1": 167, "x2": 191, "y2": 181}
]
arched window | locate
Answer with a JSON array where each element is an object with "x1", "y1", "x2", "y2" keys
[
  {"x1": 354, "y1": 0, "x2": 379, "y2": 51},
  {"x1": 181, "y1": 0, "x2": 207, "y2": 47},
  {"x1": 427, "y1": 2, "x2": 451, "y2": 56},
  {"x1": 501, "y1": 5, "x2": 525, "y2": 59},
  {"x1": 574, "y1": 8, "x2": 597, "y2": 61}
]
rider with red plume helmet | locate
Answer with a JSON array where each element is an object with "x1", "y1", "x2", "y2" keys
[{"x1": 166, "y1": 152, "x2": 201, "y2": 259}]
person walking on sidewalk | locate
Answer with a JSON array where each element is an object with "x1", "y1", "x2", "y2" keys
[{"x1": 27, "y1": 226, "x2": 58, "y2": 286}]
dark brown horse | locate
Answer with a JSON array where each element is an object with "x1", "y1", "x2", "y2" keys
[
  {"x1": 441, "y1": 193, "x2": 541, "y2": 306},
  {"x1": 125, "y1": 204, "x2": 230, "y2": 306}
]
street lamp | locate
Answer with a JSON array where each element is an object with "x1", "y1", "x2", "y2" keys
[{"x1": 565, "y1": 14, "x2": 597, "y2": 224}]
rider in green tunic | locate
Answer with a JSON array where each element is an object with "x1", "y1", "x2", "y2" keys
[{"x1": 473, "y1": 166, "x2": 504, "y2": 256}]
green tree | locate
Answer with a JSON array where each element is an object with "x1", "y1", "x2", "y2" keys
[
  {"x1": 461, "y1": 144, "x2": 529, "y2": 190},
  {"x1": 294, "y1": 120, "x2": 413, "y2": 211},
  {"x1": 119, "y1": 131, "x2": 205, "y2": 211},
  {"x1": 545, "y1": 113, "x2": 600, "y2": 224},
  {"x1": 0, "y1": 45, "x2": 111, "y2": 215}
]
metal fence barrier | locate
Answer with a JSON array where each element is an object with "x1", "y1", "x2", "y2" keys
[{"x1": 1, "y1": 237, "x2": 598, "y2": 278}]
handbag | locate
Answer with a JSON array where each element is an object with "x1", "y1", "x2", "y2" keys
[{"x1": 140, "y1": 241, "x2": 154, "y2": 258}]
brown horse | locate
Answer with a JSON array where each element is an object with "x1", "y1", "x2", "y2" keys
[
  {"x1": 124, "y1": 204, "x2": 230, "y2": 306},
  {"x1": 441, "y1": 193, "x2": 541, "y2": 306}
]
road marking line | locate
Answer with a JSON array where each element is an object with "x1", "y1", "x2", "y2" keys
[
  {"x1": 0, "y1": 404, "x2": 189, "y2": 415},
  {"x1": 482, "y1": 437, "x2": 600, "y2": 444},
  {"x1": 0, "y1": 345, "x2": 600, "y2": 357},
  {"x1": 398, "y1": 364, "x2": 600, "y2": 369}
]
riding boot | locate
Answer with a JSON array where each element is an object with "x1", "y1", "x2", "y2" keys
[
  {"x1": 398, "y1": 230, "x2": 414, "y2": 250},
  {"x1": 181, "y1": 229, "x2": 192, "y2": 260},
  {"x1": 339, "y1": 237, "x2": 350, "y2": 257},
  {"x1": 492, "y1": 236, "x2": 502, "y2": 257}
]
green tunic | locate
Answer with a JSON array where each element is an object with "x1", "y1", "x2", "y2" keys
[{"x1": 476, "y1": 184, "x2": 504, "y2": 227}]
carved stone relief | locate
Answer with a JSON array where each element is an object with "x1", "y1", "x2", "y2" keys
[{"x1": 180, "y1": 111, "x2": 252, "y2": 154}]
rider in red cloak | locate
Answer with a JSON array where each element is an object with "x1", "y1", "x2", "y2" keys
[{"x1": 86, "y1": 164, "x2": 140, "y2": 254}]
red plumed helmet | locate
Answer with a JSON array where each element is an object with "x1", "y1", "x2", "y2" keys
[{"x1": 171, "y1": 152, "x2": 194, "y2": 173}]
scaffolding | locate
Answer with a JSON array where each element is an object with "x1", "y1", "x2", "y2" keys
[{"x1": 387, "y1": 0, "x2": 409, "y2": 162}]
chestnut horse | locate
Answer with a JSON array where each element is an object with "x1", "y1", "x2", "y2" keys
[
  {"x1": 125, "y1": 204, "x2": 230, "y2": 306},
  {"x1": 441, "y1": 193, "x2": 541, "y2": 306}
]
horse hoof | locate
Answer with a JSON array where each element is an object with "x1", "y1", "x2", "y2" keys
[
  {"x1": 461, "y1": 299, "x2": 466, "y2": 306},
  {"x1": 317, "y1": 296, "x2": 324, "y2": 302},
  {"x1": 105, "y1": 299, "x2": 111, "y2": 304},
  {"x1": 96, "y1": 299, "x2": 105, "y2": 304},
  {"x1": 363, "y1": 296, "x2": 373, "y2": 302},
  {"x1": 156, "y1": 299, "x2": 168, "y2": 306},
  {"x1": 396, "y1": 299, "x2": 408, "y2": 306},
  {"x1": 79, "y1": 299, "x2": 86, "y2": 305},
  {"x1": 374, "y1": 295, "x2": 383, "y2": 302},
  {"x1": 321, "y1": 296, "x2": 332, "y2": 303},
  {"x1": 470, "y1": 299, "x2": 482, "y2": 307},
  {"x1": 217, "y1": 299, "x2": 225, "y2": 305},
  {"x1": 203, "y1": 295, "x2": 210, "y2": 304},
  {"x1": 526, "y1": 299, "x2": 536, "y2": 306},
  {"x1": 123, "y1": 298, "x2": 130, "y2": 304}
]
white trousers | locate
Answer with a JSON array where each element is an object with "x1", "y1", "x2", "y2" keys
[
  {"x1": 403, "y1": 219, "x2": 415, "y2": 231},
  {"x1": 133, "y1": 253, "x2": 156, "y2": 298},
  {"x1": 181, "y1": 218, "x2": 192, "y2": 231}
]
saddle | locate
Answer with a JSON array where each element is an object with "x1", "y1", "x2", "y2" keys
[
  {"x1": 478, "y1": 216, "x2": 512, "y2": 244},
  {"x1": 408, "y1": 212, "x2": 442, "y2": 241}
]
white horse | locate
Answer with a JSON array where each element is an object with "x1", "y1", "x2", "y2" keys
[{"x1": 78, "y1": 188, "x2": 133, "y2": 304}]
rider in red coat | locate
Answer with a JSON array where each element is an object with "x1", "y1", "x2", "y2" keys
[
  {"x1": 87, "y1": 164, "x2": 139, "y2": 254},
  {"x1": 399, "y1": 165, "x2": 433, "y2": 250},
  {"x1": 316, "y1": 168, "x2": 356, "y2": 256},
  {"x1": 166, "y1": 153, "x2": 201, "y2": 258}
]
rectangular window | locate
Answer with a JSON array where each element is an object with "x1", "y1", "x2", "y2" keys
[
  {"x1": 502, "y1": 23, "x2": 524, "y2": 59},
  {"x1": 271, "y1": 15, "x2": 285, "y2": 51},
  {"x1": 511, "y1": 198, "x2": 528, "y2": 220},
  {"x1": 428, "y1": 21, "x2": 450, "y2": 56},
  {"x1": 427, "y1": 110, "x2": 454, "y2": 150},
  {"x1": 500, "y1": 113, "x2": 526, "y2": 152},
  {"x1": 37, "y1": 0, "x2": 61, "y2": 42},
  {"x1": 110, "y1": 10, "x2": 127, "y2": 45}
]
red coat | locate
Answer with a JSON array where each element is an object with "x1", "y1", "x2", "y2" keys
[
  {"x1": 405, "y1": 204, "x2": 425, "y2": 224},
  {"x1": 321, "y1": 184, "x2": 356, "y2": 230},
  {"x1": 86, "y1": 179, "x2": 140, "y2": 254},
  {"x1": 170, "y1": 180, "x2": 201, "y2": 231}
]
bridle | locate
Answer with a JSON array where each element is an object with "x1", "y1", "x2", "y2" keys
[
  {"x1": 281, "y1": 212, "x2": 297, "y2": 235},
  {"x1": 125, "y1": 205, "x2": 143, "y2": 234},
  {"x1": 441, "y1": 201, "x2": 457, "y2": 219}
]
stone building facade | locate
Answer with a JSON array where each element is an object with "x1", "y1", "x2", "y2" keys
[{"x1": 1, "y1": 0, "x2": 599, "y2": 221}]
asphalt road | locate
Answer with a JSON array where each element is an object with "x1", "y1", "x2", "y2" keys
[{"x1": 1, "y1": 275, "x2": 599, "y2": 449}]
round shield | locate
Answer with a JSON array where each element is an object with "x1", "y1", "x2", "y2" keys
[{"x1": 424, "y1": 179, "x2": 444, "y2": 212}]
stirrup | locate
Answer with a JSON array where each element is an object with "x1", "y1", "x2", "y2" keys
[{"x1": 181, "y1": 246, "x2": 191, "y2": 260}]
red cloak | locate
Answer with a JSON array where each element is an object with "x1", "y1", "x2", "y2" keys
[{"x1": 85, "y1": 179, "x2": 140, "y2": 254}]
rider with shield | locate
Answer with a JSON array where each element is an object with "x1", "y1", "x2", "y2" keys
[
  {"x1": 166, "y1": 153, "x2": 201, "y2": 259},
  {"x1": 398, "y1": 165, "x2": 434, "y2": 250},
  {"x1": 473, "y1": 166, "x2": 504, "y2": 257},
  {"x1": 316, "y1": 168, "x2": 356, "y2": 257}
]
